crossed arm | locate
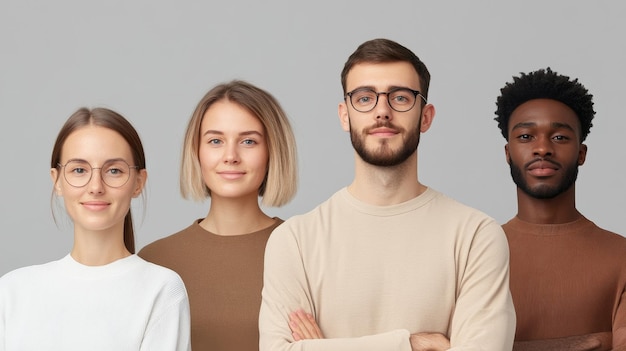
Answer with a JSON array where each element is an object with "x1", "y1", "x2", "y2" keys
[
  {"x1": 289, "y1": 312, "x2": 626, "y2": 351},
  {"x1": 288, "y1": 310, "x2": 451, "y2": 351}
]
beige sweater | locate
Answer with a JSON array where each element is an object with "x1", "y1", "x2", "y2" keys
[{"x1": 260, "y1": 187, "x2": 516, "y2": 351}]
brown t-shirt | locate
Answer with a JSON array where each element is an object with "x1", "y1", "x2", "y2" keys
[
  {"x1": 504, "y1": 216, "x2": 626, "y2": 346},
  {"x1": 139, "y1": 218, "x2": 283, "y2": 351}
]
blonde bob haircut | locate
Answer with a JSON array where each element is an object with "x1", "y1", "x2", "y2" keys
[{"x1": 180, "y1": 80, "x2": 297, "y2": 207}]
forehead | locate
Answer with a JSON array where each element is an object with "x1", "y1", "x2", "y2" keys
[
  {"x1": 509, "y1": 98, "x2": 581, "y2": 133},
  {"x1": 201, "y1": 100, "x2": 264, "y2": 133},
  {"x1": 345, "y1": 62, "x2": 420, "y2": 91},
  {"x1": 61, "y1": 126, "x2": 132, "y2": 161}
]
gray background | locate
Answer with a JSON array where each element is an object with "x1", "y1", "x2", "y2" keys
[{"x1": 1, "y1": 1, "x2": 625, "y2": 275}]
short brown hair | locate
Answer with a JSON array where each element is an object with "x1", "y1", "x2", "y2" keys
[{"x1": 341, "y1": 38, "x2": 431, "y2": 102}]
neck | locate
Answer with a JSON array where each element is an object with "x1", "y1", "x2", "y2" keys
[
  {"x1": 349, "y1": 152, "x2": 426, "y2": 206},
  {"x1": 201, "y1": 195, "x2": 275, "y2": 236},
  {"x1": 516, "y1": 185, "x2": 582, "y2": 224},
  {"x1": 71, "y1": 225, "x2": 130, "y2": 266}
]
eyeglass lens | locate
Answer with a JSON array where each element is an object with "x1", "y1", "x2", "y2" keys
[
  {"x1": 349, "y1": 88, "x2": 419, "y2": 112},
  {"x1": 62, "y1": 160, "x2": 134, "y2": 188}
]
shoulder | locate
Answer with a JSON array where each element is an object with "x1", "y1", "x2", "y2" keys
[
  {"x1": 135, "y1": 256, "x2": 185, "y2": 282},
  {"x1": 0, "y1": 264, "x2": 42, "y2": 285},
  {"x1": 588, "y1": 221, "x2": 626, "y2": 248},
  {"x1": 267, "y1": 192, "x2": 342, "y2": 250},
  {"x1": 133, "y1": 256, "x2": 188, "y2": 297},
  {"x1": 0, "y1": 259, "x2": 62, "y2": 294},
  {"x1": 138, "y1": 220, "x2": 202, "y2": 256},
  {"x1": 276, "y1": 190, "x2": 342, "y2": 226},
  {"x1": 427, "y1": 189, "x2": 502, "y2": 230},
  {"x1": 429, "y1": 189, "x2": 491, "y2": 214}
]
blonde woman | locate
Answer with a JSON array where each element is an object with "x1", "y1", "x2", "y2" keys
[{"x1": 139, "y1": 80, "x2": 297, "y2": 350}]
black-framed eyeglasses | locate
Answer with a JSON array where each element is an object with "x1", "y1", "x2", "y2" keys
[
  {"x1": 57, "y1": 159, "x2": 139, "y2": 188},
  {"x1": 345, "y1": 87, "x2": 427, "y2": 113}
]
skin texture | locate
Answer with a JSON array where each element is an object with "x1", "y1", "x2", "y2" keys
[
  {"x1": 287, "y1": 62, "x2": 450, "y2": 351},
  {"x1": 50, "y1": 125, "x2": 146, "y2": 266},
  {"x1": 197, "y1": 99, "x2": 275, "y2": 235}
]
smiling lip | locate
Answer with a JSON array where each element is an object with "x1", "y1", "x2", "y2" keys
[
  {"x1": 526, "y1": 159, "x2": 560, "y2": 177},
  {"x1": 218, "y1": 171, "x2": 246, "y2": 180},
  {"x1": 81, "y1": 201, "x2": 110, "y2": 211}
]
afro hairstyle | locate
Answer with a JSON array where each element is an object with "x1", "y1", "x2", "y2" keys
[{"x1": 494, "y1": 67, "x2": 595, "y2": 142}]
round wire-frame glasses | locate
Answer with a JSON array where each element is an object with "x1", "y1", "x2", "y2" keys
[
  {"x1": 346, "y1": 87, "x2": 427, "y2": 113},
  {"x1": 57, "y1": 159, "x2": 139, "y2": 188}
]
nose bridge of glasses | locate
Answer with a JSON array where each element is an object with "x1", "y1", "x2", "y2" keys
[
  {"x1": 80, "y1": 166, "x2": 106, "y2": 187},
  {"x1": 372, "y1": 92, "x2": 394, "y2": 112}
]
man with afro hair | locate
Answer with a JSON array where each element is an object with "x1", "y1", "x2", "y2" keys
[{"x1": 495, "y1": 67, "x2": 626, "y2": 351}]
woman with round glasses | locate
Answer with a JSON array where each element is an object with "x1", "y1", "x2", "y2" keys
[
  {"x1": 0, "y1": 107, "x2": 191, "y2": 350},
  {"x1": 138, "y1": 80, "x2": 298, "y2": 350}
]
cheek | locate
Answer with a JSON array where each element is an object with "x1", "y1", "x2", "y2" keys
[
  {"x1": 245, "y1": 148, "x2": 269, "y2": 183},
  {"x1": 505, "y1": 145, "x2": 525, "y2": 161},
  {"x1": 250, "y1": 150, "x2": 269, "y2": 173},
  {"x1": 198, "y1": 146, "x2": 221, "y2": 170},
  {"x1": 57, "y1": 185, "x2": 82, "y2": 218}
]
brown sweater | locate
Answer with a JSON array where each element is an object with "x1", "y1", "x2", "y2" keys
[
  {"x1": 504, "y1": 216, "x2": 626, "y2": 346},
  {"x1": 138, "y1": 218, "x2": 283, "y2": 351}
]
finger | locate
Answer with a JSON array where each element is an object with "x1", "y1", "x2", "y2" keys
[
  {"x1": 305, "y1": 312, "x2": 324, "y2": 338},
  {"x1": 295, "y1": 310, "x2": 317, "y2": 339},
  {"x1": 289, "y1": 310, "x2": 314, "y2": 339}
]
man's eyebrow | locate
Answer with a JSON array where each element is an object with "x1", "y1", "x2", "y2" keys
[
  {"x1": 551, "y1": 122, "x2": 575, "y2": 132},
  {"x1": 511, "y1": 121, "x2": 576, "y2": 132},
  {"x1": 511, "y1": 122, "x2": 537, "y2": 130}
]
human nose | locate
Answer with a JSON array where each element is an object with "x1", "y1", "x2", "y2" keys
[
  {"x1": 533, "y1": 136, "x2": 553, "y2": 157},
  {"x1": 374, "y1": 93, "x2": 393, "y2": 120},
  {"x1": 223, "y1": 144, "x2": 240, "y2": 164},
  {"x1": 87, "y1": 168, "x2": 105, "y2": 193}
]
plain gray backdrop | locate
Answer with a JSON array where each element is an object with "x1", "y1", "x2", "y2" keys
[{"x1": 1, "y1": 1, "x2": 625, "y2": 275}]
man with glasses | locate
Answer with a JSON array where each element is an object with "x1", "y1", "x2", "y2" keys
[
  {"x1": 259, "y1": 38, "x2": 515, "y2": 351},
  {"x1": 494, "y1": 68, "x2": 626, "y2": 351}
]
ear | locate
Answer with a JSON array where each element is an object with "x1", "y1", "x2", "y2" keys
[
  {"x1": 504, "y1": 143, "x2": 511, "y2": 165},
  {"x1": 132, "y1": 169, "x2": 148, "y2": 198},
  {"x1": 419, "y1": 104, "x2": 435, "y2": 133},
  {"x1": 578, "y1": 144, "x2": 588, "y2": 166},
  {"x1": 50, "y1": 168, "x2": 62, "y2": 196},
  {"x1": 338, "y1": 101, "x2": 350, "y2": 132}
]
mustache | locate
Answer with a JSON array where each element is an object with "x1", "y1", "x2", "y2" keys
[
  {"x1": 364, "y1": 121, "x2": 403, "y2": 133},
  {"x1": 525, "y1": 157, "x2": 561, "y2": 169}
]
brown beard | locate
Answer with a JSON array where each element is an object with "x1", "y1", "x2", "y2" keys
[{"x1": 349, "y1": 119, "x2": 421, "y2": 167}]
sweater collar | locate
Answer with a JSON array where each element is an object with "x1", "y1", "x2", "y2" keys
[
  {"x1": 59, "y1": 253, "x2": 142, "y2": 279},
  {"x1": 505, "y1": 215, "x2": 592, "y2": 236}
]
